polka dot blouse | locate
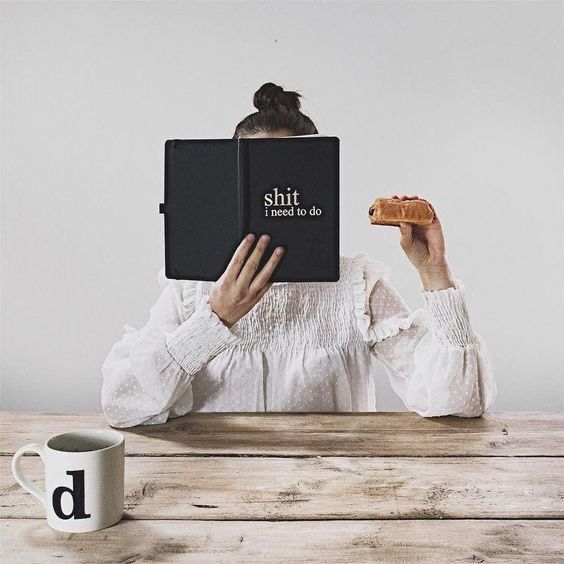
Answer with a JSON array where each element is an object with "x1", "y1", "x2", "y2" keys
[{"x1": 101, "y1": 253, "x2": 497, "y2": 428}]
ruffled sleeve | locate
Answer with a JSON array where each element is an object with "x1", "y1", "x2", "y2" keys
[
  {"x1": 350, "y1": 253, "x2": 497, "y2": 417},
  {"x1": 101, "y1": 267, "x2": 241, "y2": 428}
]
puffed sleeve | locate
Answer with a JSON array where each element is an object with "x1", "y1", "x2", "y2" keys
[
  {"x1": 101, "y1": 267, "x2": 242, "y2": 428},
  {"x1": 350, "y1": 253, "x2": 497, "y2": 417}
]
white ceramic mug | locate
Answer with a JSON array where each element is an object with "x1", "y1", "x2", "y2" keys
[{"x1": 11, "y1": 428, "x2": 124, "y2": 533}]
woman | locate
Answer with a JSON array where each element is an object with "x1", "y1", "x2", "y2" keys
[{"x1": 101, "y1": 82, "x2": 497, "y2": 428}]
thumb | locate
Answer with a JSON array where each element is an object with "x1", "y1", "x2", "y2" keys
[{"x1": 399, "y1": 222, "x2": 413, "y2": 251}]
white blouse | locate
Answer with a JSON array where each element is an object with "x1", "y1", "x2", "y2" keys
[{"x1": 101, "y1": 253, "x2": 497, "y2": 428}]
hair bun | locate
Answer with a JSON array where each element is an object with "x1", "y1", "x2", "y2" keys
[{"x1": 253, "y1": 82, "x2": 302, "y2": 113}]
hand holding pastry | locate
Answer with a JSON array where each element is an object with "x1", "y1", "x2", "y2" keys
[{"x1": 369, "y1": 194, "x2": 456, "y2": 290}]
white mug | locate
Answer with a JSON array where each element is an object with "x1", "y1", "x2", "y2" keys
[{"x1": 11, "y1": 428, "x2": 124, "y2": 533}]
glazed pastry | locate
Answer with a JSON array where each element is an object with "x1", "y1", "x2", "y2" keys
[{"x1": 368, "y1": 197, "x2": 434, "y2": 226}]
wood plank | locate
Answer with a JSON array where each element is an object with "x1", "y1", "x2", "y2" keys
[
  {"x1": 2, "y1": 412, "x2": 562, "y2": 457},
  {"x1": 2, "y1": 456, "x2": 562, "y2": 520},
  {"x1": 1, "y1": 519, "x2": 562, "y2": 562}
]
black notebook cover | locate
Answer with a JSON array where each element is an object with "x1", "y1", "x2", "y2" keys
[{"x1": 160, "y1": 135, "x2": 340, "y2": 282}]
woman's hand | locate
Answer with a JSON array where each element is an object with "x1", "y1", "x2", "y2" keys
[
  {"x1": 208, "y1": 233, "x2": 285, "y2": 328},
  {"x1": 392, "y1": 194, "x2": 456, "y2": 291}
]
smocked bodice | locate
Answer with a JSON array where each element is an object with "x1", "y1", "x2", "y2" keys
[{"x1": 194, "y1": 256, "x2": 366, "y2": 353}]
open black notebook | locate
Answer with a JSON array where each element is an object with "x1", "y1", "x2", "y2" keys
[{"x1": 159, "y1": 134, "x2": 340, "y2": 282}]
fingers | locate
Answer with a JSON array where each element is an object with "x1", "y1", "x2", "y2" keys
[
  {"x1": 224, "y1": 233, "x2": 256, "y2": 282},
  {"x1": 249, "y1": 246, "x2": 285, "y2": 294},
  {"x1": 224, "y1": 232, "x2": 285, "y2": 293},
  {"x1": 237, "y1": 233, "x2": 273, "y2": 287},
  {"x1": 399, "y1": 222, "x2": 414, "y2": 251},
  {"x1": 254, "y1": 280, "x2": 274, "y2": 301}
]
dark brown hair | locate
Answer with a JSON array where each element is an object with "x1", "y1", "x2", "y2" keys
[{"x1": 232, "y1": 82, "x2": 319, "y2": 139}]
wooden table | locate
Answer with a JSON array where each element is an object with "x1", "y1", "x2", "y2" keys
[{"x1": 1, "y1": 411, "x2": 563, "y2": 562}]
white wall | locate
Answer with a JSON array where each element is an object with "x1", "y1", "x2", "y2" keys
[{"x1": 1, "y1": 1, "x2": 562, "y2": 412}]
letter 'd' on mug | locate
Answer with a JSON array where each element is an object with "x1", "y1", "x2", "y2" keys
[{"x1": 11, "y1": 429, "x2": 124, "y2": 533}]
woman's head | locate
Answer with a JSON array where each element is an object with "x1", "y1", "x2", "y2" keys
[{"x1": 233, "y1": 82, "x2": 319, "y2": 139}]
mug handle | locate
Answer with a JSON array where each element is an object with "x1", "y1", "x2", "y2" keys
[{"x1": 12, "y1": 443, "x2": 47, "y2": 508}]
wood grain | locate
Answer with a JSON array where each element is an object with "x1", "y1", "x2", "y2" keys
[
  {"x1": 2, "y1": 411, "x2": 562, "y2": 457},
  {"x1": 1, "y1": 519, "x2": 562, "y2": 563},
  {"x1": 2, "y1": 456, "x2": 562, "y2": 520},
  {"x1": 3, "y1": 412, "x2": 562, "y2": 562}
]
